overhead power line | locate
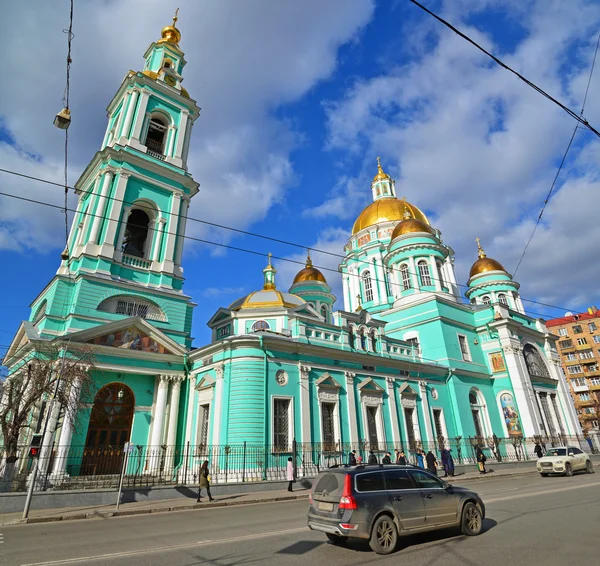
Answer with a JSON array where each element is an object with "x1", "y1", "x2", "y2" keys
[
  {"x1": 0, "y1": 187, "x2": 582, "y2": 318},
  {"x1": 409, "y1": 0, "x2": 600, "y2": 138}
]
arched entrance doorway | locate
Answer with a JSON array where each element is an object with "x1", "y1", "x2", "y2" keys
[{"x1": 81, "y1": 383, "x2": 134, "y2": 475}]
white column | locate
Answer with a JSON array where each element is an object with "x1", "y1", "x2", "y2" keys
[
  {"x1": 174, "y1": 111, "x2": 189, "y2": 159},
  {"x1": 386, "y1": 378, "x2": 401, "y2": 447},
  {"x1": 345, "y1": 372, "x2": 359, "y2": 445},
  {"x1": 166, "y1": 126, "x2": 176, "y2": 157},
  {"x1": 342, "y1": 275, "x2": 350, "y2": 311},
  {"x1": 408, "y1": 256, "x2": 419, "y2": 289},
  {"x1": 446, "y1": 257, "x2": 460, "y2": 297},
  {"x1": 150, "y1": 376, "x2": 170, "y2": 448},
  {"x1": 349, "y1": 267, "x2": 360, "y2": 310},
  {"x1": 184, "y1": 375, "x2": 197, "y2": 447},
  {"x1": 89, "y1": 171, "x2": 114, "y2": 245},
  {"x1": 370, "y1": 260, "x2": 380, "y2": 304},
  {"x1": 174, "y1": 199, "x2": 189, "y2": 266},
  {"x1": 152, "y1": 217, "x2": 167, "y2": 263},
  {"x1": 211, "y1": 365, "x2": 224, "y2": 446},
  {"x1": 430, "y1": 256, "x2": 442, "y2": 291},
  {"x1": 165, "y1": 376, "x2": 183, "y2": 471},
  {"x1": 115, "y1": 91, "x2": 132, "y2": 139},
  {"x1": 101, "y1": 172, "x2": 129, "y2": 255},
  {"x1": 120, "y1": 89, "x2": 139, "y2": 141},
  {"x1": 182, "y1": 121, "x2": 193, "y2": 168},
  {"x1": 162, "y1": 193, "x2": 181, "y2": 270},
  {"x1": 515, "y1": 295, "x2": 526, "y2": 314},
  {"x1": 50, "y1": 377, "x2": 82, "y2": 480},
  {"x1": 130, "y1": 91, "x2": 150, "y2": 141},
  {"x1": 114, "y1": 205, "x2": 131, "y2": 261},
  {"x1": 419, "y1": 381, "x2": 434, "y2": 444},
  {"x1": 299, "y1": 365, "x2": 312, "y2": 444}
]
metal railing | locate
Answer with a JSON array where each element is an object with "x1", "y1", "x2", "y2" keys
[{"x1": 0, "y1": 434, "x2": 596, "y2": 493}]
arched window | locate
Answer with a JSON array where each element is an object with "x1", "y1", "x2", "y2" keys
[
  {"x1": 469, "y1": 389, "x2": 487, "y2": 441},
  {"x1": 252, "y1": 320, "x2": 270, "y2": 332},
  {"x1": 400, "y1": 264, "x2": 411, "y2": 291},
  {"x1": 97, "y1": 295, "x2": 167, "y2": 322},
  {"x1": 359, "y1": 328, "x2": 367, "y2": 350},
  {"x1": 523, "y1": 344, "x2": 551, "y2": 379},
  {"x1": 122, "y1": 209, "x2": 151, "y2": 258},
  {"x1": 362, "y1": 271, "x2": 373, "y2": 302},
  {"x1": 348, "y1": 325, "x2": 355, "y2": 349},
  {"x1": 145, "y1": 115, "x2": 168, "y2": 155},
  {"x1": 320, "y1": 305, "x2": 328, "y2": 322},
  {"x1": 417, "y1": 260, "x2": 432, "y2": 287},
  {"x1": 498, "y1": 293, "x2": 508, "y2": 306},
  {"x1": 481, "y1": 295, "x2": 491, "y2": 305},
  {"x1": 370, "y1": 330, "x2": 378, "y2": 352}
]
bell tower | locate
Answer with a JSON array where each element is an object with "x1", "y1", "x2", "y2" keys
[{"x1": 28, "y1": 13, "x2": 200, "y2": 347}]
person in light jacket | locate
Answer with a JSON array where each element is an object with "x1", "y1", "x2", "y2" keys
[
  {"x1": 287, "y1": 457, "x2": 294, "y2": 492},
  {"x1": 197, "y1": 460, "x2": 214, "y2": 502}
]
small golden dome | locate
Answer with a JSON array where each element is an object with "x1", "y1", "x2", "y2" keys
[
  {"x1": 293, "y1": 252, "x2": 327, "y2": 284},
  {"x1": 352, "y1": 197, "x2": 429, "y2": 235},
  {"x1": 373, "y1": 156, "x2": 391, "y2": 183},
  {"x1": 469, "y1": 238, "x2": 507, "y2": 278},
  {"x1": 158, "y1": 9, "x2": 182, "y2": 46},
  {"x1": 390, "y1": 209, "x2": 435, "y2": 240}
]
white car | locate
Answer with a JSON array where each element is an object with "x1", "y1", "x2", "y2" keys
[{"x1": 536, "y1": 446, "x2": 594, "y2": 477}]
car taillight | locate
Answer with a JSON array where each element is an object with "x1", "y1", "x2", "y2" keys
[
  {"x1": 309, "y1": 491, "x2": 313, "y2": 504},
  {"x1": 339, "y1": 473, "x2": 357, "y2": 510}
]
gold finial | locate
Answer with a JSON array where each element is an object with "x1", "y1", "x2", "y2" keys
[
  {"x1": 158, "y1": 8, "x2": 182, "y2": 46},
  {"x1": 376, "y1": 156, "x2": 382, "y2": 172},
  {"x1": 355, "y1": 293, "x2": 363, "y2": 312},
  {"x1": 263, "y1": 252, "x2": 276, "y2": 290},
  {"x1": 476, "y1": 237, "x2": 486, "y2": 259},
  {"x1": 306, "y1": 249, "x2": 312, "y2": 267}
]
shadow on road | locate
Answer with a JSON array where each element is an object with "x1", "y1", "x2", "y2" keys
[{"x1": 277, "y1": 540, "x2": 325, "y2": 555}]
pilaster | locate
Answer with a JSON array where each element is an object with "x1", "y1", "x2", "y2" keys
[
  {"x1": 345, "y1": 372, "x2": 359, "y2": 444},
  {"x1": 100, "y1": 171, "x2": 130, "y2": 256},
  {"x1": 299, "y1": 364, "x2": 312, "y2": 444},
  {"x1": 386, "y1": 377, "x2": 401, "y2": 446}
]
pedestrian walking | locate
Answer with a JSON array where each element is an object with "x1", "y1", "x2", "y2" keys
[
  {"x1": 368, "y1": 450, "x2": 378, "y2": 464},
  {"x1": 382, "y1": 452, "x2": 392, "y2": 464},
  {"x1": 286, "y1": 457, "x2": 294, "y2": 492},
  {"x1": 425, "y1": 450, "x2": 437, "y2": 475},
  {"x1": 348, "y1": 450, "x2": 357, "y2": 466},
  {"x1": 441, "y1": 448, "x2": 455, "y2": 477},
  {"x1": 475, "y1": 446, "x2": 487, "y2": 474},
  {"x1": 416, "y1": 450, "x2": 424, "y2": 468},
  {"x1": 197, "y1": 460, "x2": 214, "y2": 502},
  {"x1": 534, "y1": 442, "x2": 544, "y2": 459},
  {"x1": 397, "y1": 450, "x2": 407, "y2": 465},
  {"x1": 356, "y1": 455, "x2": 363, "y2": 464}
]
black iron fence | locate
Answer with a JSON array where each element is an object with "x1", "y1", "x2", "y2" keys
[{"x1": 0, "y1": 434, "x2": 596, "y2": 493}]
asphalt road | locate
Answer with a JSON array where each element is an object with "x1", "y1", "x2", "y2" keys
[{"x1": 1, "y1": 472, "x2": 599, "y2": 566}]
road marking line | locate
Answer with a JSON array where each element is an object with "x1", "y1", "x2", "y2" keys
[
  {"x1": 485, "y1": 480, "x2": 600, "y2": 504},
  {"x1": 20, "y1": 527, "x2": 309, "y2": 565}
]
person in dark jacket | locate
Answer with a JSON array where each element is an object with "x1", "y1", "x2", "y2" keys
[
  {"x1": 382, "y1": 452, "x2": 392, "y2": 464},
  {"x1": 425, "y1": 450, "x2": 437, "y2": 475},
  {"x1": 368, "y1": 450, "x2": 378, "y2": 464},
  {"x1": 441, "y1": 448, "x2": 455, "y2": 477},
  {"x1": 397, "y1": 450, "x2": 407, "y2": 465},
  {"x1": 197, "y1": 460, "x2": 214, "y2": 502},
  {"x1": 475, "y1": 447, "x2": 487, "y2": 474},
  {"x1": 534, "y1": 443, "x2": 544, "y2": 459},
  {"x1": 348, "y1": 450, "x2": 357, "y2": 466}
]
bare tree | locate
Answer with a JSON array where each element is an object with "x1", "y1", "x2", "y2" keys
[{"x1": 0, "y1": 343, "x2": 95, "y2": 488}]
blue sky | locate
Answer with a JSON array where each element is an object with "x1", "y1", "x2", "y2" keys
[{"x1": 1, "y1": 0, "x2": 600, "y2": 356}]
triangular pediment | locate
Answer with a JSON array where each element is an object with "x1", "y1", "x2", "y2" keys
[
  {"x1": 398, "y1": 382, "x2": 418, "y2": 397},
  {"x1": 3, "y1": 321, "x2": 44, "y2": 364},
  {"x1": 290, "y1": 303, "x2": 322, "y2": 319},
  {"x1": 67, "y1": 317, "x2": 185, "y2": 356},
  {"x1": 315, "y1": 372, "x2": 340, "y2": 389},
  {"x1": 196, "y1": 374, "x2": 215, "y2": 391},
  {"x1": 357, "y1": 377, "x2": 384, "y2": 392},
  {"x1": 207, "y1": 308, "x2": 232, "y2": 327}
]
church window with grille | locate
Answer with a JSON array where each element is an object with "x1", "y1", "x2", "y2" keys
[
  {"x1": 321, "y1": 403, "x2": 336, "y2": 451},
  {"x1": 498, "y1": 293, "x2": 508, "y2": 305},
  {"x1": 404, "y1": 408, "x2": 417, "y2": 450},
  {"x1": 417, "y1": 260, "x2": 432, "y2": 287},
  {"x1": 197, "y1": 404, "x2": 210, "y2": 449},
  {"x1": 122, "y1": 209, "x2": 151, "y2": 258},
  {"x1": 273, "y1": 398, "x2": 291, "y2": 450},
  {"x1": 144, "y1": 115, "x2": 168, "y2": 156},
  {"x1": 400, "y1": 264, "x2": 411, "y2": 290},
  {"x1": 366, "y1": 405, "x2": 380, "y2": 450},
  {"x1": 362, "y1": 271, "x2": 373, "y2": 302},
  {"x1": 97, "y1": 295, "x2": 167, "y2": 322}
]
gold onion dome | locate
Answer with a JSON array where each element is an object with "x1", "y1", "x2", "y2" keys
[
  {"x1": 352, "y1": 198, "x2": 429, "y2": 235},
  {"x1": 158, "y1": 9, "x2": 182, "y2": 46},
  {"x1": 391, "y1": 208, "x2": 435, "y2": 239},
  {"x1": 293, "y1": 252, "x2": 327, "y2": 284},
  {"x1": 469, "y1": 238, "x2": 507, "y2": 278}
]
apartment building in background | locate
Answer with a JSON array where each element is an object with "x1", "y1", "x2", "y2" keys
[{"x1": 547, "y1": 307, "x2": 600, "y2": 432}]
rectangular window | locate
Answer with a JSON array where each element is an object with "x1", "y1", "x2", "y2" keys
[
  {"x1": 273, "y1": 399, "x2": 291, "y2": 450},
  {"x1": 571, "y1": 377, "x2": 587, "y2": 387},
  {"x1": 400, "y1": 265, "x2": 412, "y2": 291},
  {"x1": 559, "y1": 340, "x2": 573, "y2": 349},
  {"x1": 458, "y1": 335, "x2": 471, "y2": 361},
  {"x1": 489, "y1": 352, "x2": 506, "y2": 372},
  {"x1": 573, "y1": 325, "x2": 583, "y2": 334},
  {"x1": 587, "y1": 364, "x2": 599, "y2": 372},
  {"x1": 418, "y1": 261, "x2": 432, "y2": 287},
  {"x1": 579, "y1": 393, "x2": 591, "y2": 401},
  {"x1": 583, "y1": 407, "x2": 595, "y2": 415},
  {"x1": 580, "y1": 350, "x2": 594, "y2": 359},
  {"x1": 404, "y1": 407, "x2": 416, "y2": 450},
  {"x1": 593, "y1": 336, "x2": 600, "y2": 344},
  {"x1": 565, "y1": 353, "x2": 578, "y2": 361},
  {"x1": 589, "y1": 322, "x2": 597, "y2": 332},
  {"x1": 590, "y1": 377, "x2": 600, "y2": 386},
  {"x1": 432, "y1": 409, "x2": 444, "y2": 441},
  {"x1": 217, "y1": 325, "x2": 230, "y2": 338},
  {"x1": 321, "y1": 402, "x2": 336, "y2": 450},
  {"x1": 356, "y1": 472, "x2": 386, "y2": 492},
  {"x1": 197, "y1": 404, "x2": 210, "y2": 449},
  {"x1": 568, "y1": 365, "x2": 583, "y2": 374},
  {"x1": 558, "y1": 328, "x2": 568, "y2": 336},
  {"x1": 366, "y1": 406, "x2": 379, "y2": 450},
  {"x1": 577, "y1": 338, "x2": 588, "y2": 346}
]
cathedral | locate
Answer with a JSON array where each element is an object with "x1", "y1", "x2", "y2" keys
[{"x1": 2, "y1": 17, "x2": 583, "y2": 484}]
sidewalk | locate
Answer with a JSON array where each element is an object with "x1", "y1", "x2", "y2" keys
[{"x1": 0, "y1": 464, "x2": 537, "y2": 526}]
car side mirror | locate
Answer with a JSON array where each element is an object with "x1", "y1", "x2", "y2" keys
[
  {"x1": 443, "y1": 482, "x2": 452, "y2": 491},
  {"x1": 568, "y1": 452, "x2": 574, "y2": 457}
]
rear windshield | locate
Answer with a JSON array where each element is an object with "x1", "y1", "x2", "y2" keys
[
  {"x1": 546, "y1": 448, "x2": 566, "y2": 457},
  {"x1": 313, "y1": 473, "x2": 342, "y2": 497}
]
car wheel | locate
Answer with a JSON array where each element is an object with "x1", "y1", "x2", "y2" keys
[
  {"x1": 540, "y1": 473, "x2": 548, "y2": 477},
  {"x1": 326, "y1": 533, "x2": 348, "y2": 545},
  {"x1": 586, "y1": 460, "x2": 594, "y2": 474},
  {"x1": 564, "y1": 463, "x2": 573, "y2": 477},
  {"x1": 461, "y1": 502, "x2": 483, "y2": 536},
  {"x1": 369, "y1": 515, "x2": 398, "y2": 555}
]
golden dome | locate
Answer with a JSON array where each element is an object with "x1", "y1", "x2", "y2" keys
[
  {"x1": 293, "y1": 252, "x2": 327, "y2": 284},
  {"x1": 352, "y1": 197, "x2": 429, "y2": 235},
  {"x1": 229, "y1": 290, "x2": 305, "y2": 311},
  {"x1": 373, "y1": 156, "x2": 391, "y2": 183},
  {"x1": 469, "y1": 238, "x2": 507, "y2": 278},
  {"x1": 158, "y1": 9, "x2": 182, "y2": 46},
  {"x1": 391, "y1": 209, "x2": 435, "y2": 240}
]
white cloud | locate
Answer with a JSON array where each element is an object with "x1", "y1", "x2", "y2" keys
[
  {"x1": 0, "y1": 0, "x2": 374, "y2": 251},
  {"x1": 317, "y1": 0, "x2": 600, "y2": 313}
]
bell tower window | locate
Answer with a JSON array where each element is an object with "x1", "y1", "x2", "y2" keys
[
  {"x1": 122, "y1": 209, "x2": 151, "y2": 258},
  {"x1": 362, "y1": 271, "x2": 373, "y2": 302},
  {"x1": 417, "y1": 260, "x2": 432, "y2": 287},
  {"x1": 145, "y1": 116, "x2": 168, "y2": 156}
]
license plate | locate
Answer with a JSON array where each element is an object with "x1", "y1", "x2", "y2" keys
[{"x1": 318, "y1": 502, "x2": 334, "y2": 512}]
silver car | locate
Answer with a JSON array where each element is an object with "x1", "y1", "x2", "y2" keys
[{"x1": 307, "y1": 464, "x2": 485, "y2": 555}]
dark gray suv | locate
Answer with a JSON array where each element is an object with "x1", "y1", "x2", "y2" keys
[{"x1": 307, "y1": 465, "x2": 485, "y2": 555}]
